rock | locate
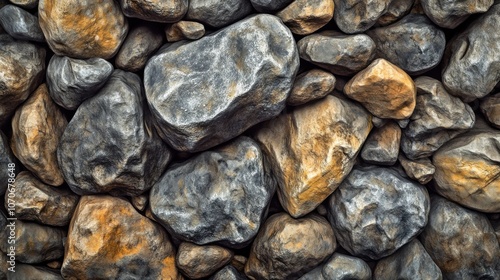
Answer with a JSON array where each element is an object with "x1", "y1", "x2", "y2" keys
[
  {"x1": 298, "y1": 32, "x2": 376, "y2": 76},
  {"x1": 211, "y1": 265, "x2": 247, "y2": 280},
  {"x1": 131, "y1": 194, "x2": 148, "y2": 212},
  {"x1": 491, "y1": 218, "x2": 500, "y2": 244},
  {"x1": 38, "y1": 0, "x2": 128, "y2": 59},
  {"x1": 166, "y1": 21, "x2": 205, "y2": 42},
  {"x1": 245, "y1": 213, "x2": 336, "y2": 280},
  {"x1": 328, "y1": 166, "x2": 430, "y2": 260},
  {"x1": 0, "y1": 131, "x2": 18, "y2": 195},
  {"x1": 0, "y1": 5, "x2": 45, "y2": 42},
  {"x1": 344, "y1": 58, "x2": 416, "y2": 120},
  {"x1": 115, "y1": 25, "x2": 163, "y2": 72},
  {"x1": 300, "y1": 253, "x2": 372, "y2": 280},
  {"x1": 250, "y1": 0, "x2": 293, "y2": 12},
  {"x1": 377, "y1": 0, "x2": 414, "y2": 26},
  {"x1": 421, "y1": 0, "x2": 494, "y2": 29},
  {"x1": 333, "y1": 0, "x2": 391, "y2": 34},
  {"x1": 442, "y1": 3, "x2": 500, "y2": 101},
  {"x1": 150, "y1": 136, "x2": 275, "y2": 248},
  {"x1": 61, "y1": 195, "x2": 180, "y2": 279},
  {"x1": 145, "y1": 14, "x2": 299, "y2": 152},
  {"x1": 119, "y1": 0, "x2": 188, "y2": 23},
  {"x1": 398, "y1": 154, "x2": 435, "y2": 184},
  {"x1": 367, "y1": 14, "x2": 446, "y2": 75},
  {"x1": 8, "y1": 264, "x2": 63, "y2": 280},
  {"x1": 0, "y1": 35, "x2": 45, "y2": 124},
  {"x1": 11, "y1": 84, "x2": 67, "y2": 186},
  {"x1": 480, "y1": 92, "x2": 500, "y2": 128},
  {"x1": 186, "y1": 0, "x2": 253, "y2": 28},
  {"x1": 374, "y1": 239, "x2": 442, "y2": 280},
  {"x1": 230, "y1": 255, "x2": 247, "y2": 273},
  {"x1": 420, "y1": 195, "x2": 500, "y2": 279},
  {"x1": 276, "y1": 0, "x2": 334, "y2": 35},
  {"x1": 287, "y1": 69, "x2": 336, "y2": 106},
  {"x1": 361, "y1": 121, "x2": 401, "y2": 165},
  {"x1": 176, "y1": 242, "x2": 233, "y2": 279},
  {"x1": 46, "y1": 55, "x2": 113, "y2": 110},
  {"x1": 401, "y1": 77, "x2": 475, "y2": 159},
  {"x1": 7, "y1": 0, "x2": 38, "y2": 9},
  {"x1": 297, "y1": 266, "x2": 324, "y2": 280},
  {"x1": 255, "y1": 95, "x2": 372, "y2": 218}
]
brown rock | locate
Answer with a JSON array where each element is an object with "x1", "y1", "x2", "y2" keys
[
  {"x1": 130, "y1": 194, "x2": 148, "y2": 212},
  {"x1": 480, "y1": 92, "x2": 500, "y2": 128},
  {"x1": 361, "y1": 121, "x2": 401, "y2": 165},
  {"x1": 120, "y1": 0, "x2": 188, "y2": 23},
  {"x1": 398, "y1": 154, "x2": 435, "y2": 184},
  {"x1": 287, "y1": 69, "x2": 335, "y2": 106},
  {"x1": 166, "y1": 21, "x2": 205, "y2": 42},
  {"x1": 176, "y1": 242, "x2": 233, "y2": 279},
  {"x1": 11, "y1": 84, "x2": 67, "y2": 186},
  {"x1": 115, "y1": 25, "x2": 163, "y2": 72},
  {"x1": 377, "y1": 0, "x2": 415, "y2": 26},
  {"x1": 7, "y1": 0, "x2": 38, "y2": 9},
  {"x1": 231, "y1": 255, "x2": 247, "y2": 272},
  {"x1": 276, "y1": 0, "x2": 334, "y2": 35},
  {"x1": 344, "y1": 58, "x2": 416, "y2": 120}
]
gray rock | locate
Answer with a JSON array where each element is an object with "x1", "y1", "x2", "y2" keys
[
  {"x1": 8, "y1": 264, "x2": 63, "y2": 280},
  {"x1": 0, "y1": 131, "x2": 18, "y2": 195},
  {"x1": 165, "y1": 21, "x2": 205, "y2": 42},
  {"x1": 46, "y1": 55, "x2": 113, "y2": 110},
  {"x1": 186, "y1": 0, "x2": 253, "y2": 28},
  {"x1": 420, "y1": 195, "x2": 500, "y2": 279},
  {"x1": 398, "y1": 154, "x2": 435, "y2": 184},
  {"x1": 421, "y1": 0, "x2": 494, "y2": 28},
  {"x1": 250, "y1": 0, "x2": 293, "y2": 12},
  {"x1": 480, "y1": 92, "x2": 500, "y2": 128},
  {"x1": 176, "y1": 242, "x2": 233, "y2": 279},
  {"x1": 57, "y1": 70, "x2": 172, "y2": 196},
  {"x1": 145, "y1": 14, "x2": 299, "y2": 152},
  {"x1": 300, "y1": 253, "x2": 372, "y2": 280},
  {"x1": 333, "y1": 0, "x2": 392, "y2": 34},
  {"x1": 115, "y1": 25, "x2": 163, "y2": 72},
  {"x1": 376, "y1": 0, "x2": 414, "y2": 26},
  {"x1": 150, "y1": 136, "x2": 275, "y2": 249},
  {"x1": 361, "y1": 121, "x2": 401, "y2": 165},
  {"x1": 276, "y1": 0, "x2": 335, "y2": 35},
  {"x1": 401, "y1": 77, "x2": 475, "y2": 159},
  {"x1": 7, "y1": 0, "x2": 38, "y2": 9},
  {"x1": 328, "y1": 166, "x2": 430, "y2": 260},
  {"x1": 210, "y1": 265, "x2": 247, "y2": 280},
  {"x1": 297, "y1": 266, "x2": 324, "y2": 280},
  {"x1": 0, "y1": 5, "x2": 44, "y2": 42},
  {"x1": 367, "y1": 14, "x2": 446, "y2": 75},
  {"x1": 287, "y1": 69, "x2": 336, "y2": 106},
  {"x1": 298, "y1": 32, "x2": 376, "y2": 75},
  {"x1": 491, "y1": 218, "x2": 500, "y2": 244},
  {"x1": 119, "y1": 0, "x2": 188, "y2": 23}
]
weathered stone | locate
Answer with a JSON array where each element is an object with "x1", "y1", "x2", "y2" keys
[
  {"x1": 61, "y1": 195, "x2": 180, "y2": 279},
  {"x1": 491, "y1": 218, "x2": 500, "y2": 244},
  {"x1": 255, "y1": 95, "x2": 372, "y2": 218},
  {"x1": 333, "y1": 0, "x2": 392, "y2": 34},
  {"x1": 276, "y1": 0, "x2": 334, "y2": 35},
  {"x1": 344, "y1": 58, "x2": 416, "y2": 120},
  {"x1": 176, "y1": 242, "x2": 233, "y2": 279},
  {"x1": 8, "y1": 264, "x2": 63, "y2": 280},
  {"x1": 361, "y1": 121, "x2": 401, "y2": 165},
  {"x1": 211, "y1": 265, "x2": 247, "y2": 280},
  {"x1": 119, "y1": 0, "x2": 188, "y2": 23},
  {"x1": 245, "y1": 213, "x2": 336, "y2": 280},
  {"x1": 480, "y1": 92, "x2": 500, "y2": 128},
  {"x1": 421, "y1": 0, "x2": 494, "y2": 28},
  {"x1": 150, "y1": 137, "x2": 275, "y2": 248},
  {"x1": 145, "y1": 14, "x2": 299, "y2": 152},
  {"x1": 368, "y1": 14, "x2": 445, "y2": 75},
  {"x1": 398, "y1": 154, "x2": 435, "y2": 184},
  {"x1": 287, "y1": 69, "x2": 335, "y2": 106},
  {"x1": 401, "y1": 77, "x2": 475, "y2": 159},
  {"x1": 39, "y1": 0, "x2": 128, "y2": 59},
  {"x1": 0, "y1": 35, "x2": 45, "y2": 124},
  {"x1": 46, "y1": 55, "x2": 113, "y2": 110},
  {"x1": 166, "y1": 21, "x2": 205, "y2": 42},
  {"x1": 298, "y1": 32, "x2": 376, "y2": 76},
  {"x1": 0, "y1": 131, "x2": 18, "y2": 195},
  {"x1": 420, "y1": 195, "x2": 500, "y2": 279},
  {"x1": 58, "y1": 70, "x2": 171, "y2": 196},
  {"x1": 131, "y1": 194, "x2": 148, "y2": 212},
  {"x1": 250, "y1": 0, "x2": 293, "y2": 12},
  {"x1": 377, "y1": 0, "x2": 414, "y2": 26},
  {"x1": 374, "y1": 239, "x2": 442, "y2": 280},
  {"x1": 186, "y1": 0, "x2": 253, "y2": 28},
  {"x1": 115, "y1": 25, "x2": 163, "y2": 72},
  {"x1": 0, "y1": 5, "x2": 44, "y2": 42},
  {"x1": 231, "y1": 255, "x2": 247, "y2": 273},
  {"x1": 442, "y1": 3, "x2": 500, "y2": 100},
  {"x1": 11, "y1": 84, "x2": 67, "y2": 186},
  {"x1": 328, "y1": 166, "x2": 430, "y2": 260},
  {"x1": 300, "y1": 253, "x2": 372, "y2": 280},
  {"x1": 7, "y1": 0, "x2": 38, "y2": 9}
]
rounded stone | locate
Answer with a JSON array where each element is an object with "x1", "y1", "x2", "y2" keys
[{"x1": 119, "y1": 0, "x2": 188, "y2": 23}]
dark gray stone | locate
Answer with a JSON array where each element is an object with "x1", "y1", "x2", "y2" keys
[
  {"x1": 8, "y1": 264, "x2": 63, "y2": 280},
  {"x1": 0, "y1": 130, "x2": 18, "y2": 195},
  {"x1": 361, "y1": 121, "x2": 401, "y2": 165},
  {"x1": 210, "y1": 265, "x2": 247, "y2": 280},
  {"x1": 328, "y1": 166, "x2": 430, "y2": 260},
  {"x1": 250, "y1": 0, "x2": 293, "y2": 12},
  {"x1": 145, "y1": 14, "x2": 299, "y2": 152},
  {"x1": 7, "y1": 0, "x2": 38, "y2": 9},
  {"x1": 0, "y1": 5, "x2": 44, "y2": 42},
  {"x1": 287, "y1": 69, "x2": 336, "y2": 106},
  {"x1": 119, "y1": 0, "x2": 188, "y2": 23},
  {"x1": 186, "y1": 0, "x2": 253, "y2": 28},
  {"x1": 57, "y1": 70, "x2": 172, "y2": 196},
  {"x1": 300, "y1": 253, "x2": 372, "y2": 280},
  {"x1": 115, "y1": 25, "x2": 163, "y2": 72},
  {"x1": 421, "y1": 0, "x2": 494, "y2": 28},
  {"x1": 150, "y1": 136, "x2": 275, "y2": 249},
  {"x1": 480, "y1": 92, "x2": 500, "y2": 128},
  {"x1": 333, "y1": 0, "x2": 392, "y2": 34},
  {"x1": 376, "y1": 0, "x2": 414, "y2": 26},
  {"x1": 46, "y1": 55, "x2": 113, "y2": 110}
]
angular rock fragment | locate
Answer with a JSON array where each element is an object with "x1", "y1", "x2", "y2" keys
[
  {"x1": 300, "y1": 253, "x2": 372, "y2": 280},
  {"x1": 361, "y1": 121, "x2": 401, "y2": 165},
  {"x1": 176, "y1": 242, "x2": 233, "y2": 279},
  {"x1": 0, "y1": 5, "x2": 45, "y2": 42},
  {"x1": 287, "y1": 69, "x2": 335, "y2": 106},
  {"x1": 8, "y1": 264, "x2": 63, "y2": 280},
  {"x1": 7, "y1": 0, "x2": 38, "y2": 9},
  {"x1": 250, "y1": 0, "x2": 293, "y2": 12},
  {"x1": 211, "y1": 265, "x2": 247, "y2": 280},
  {"x1": 115, "y1": 25, "x2": 163, "y2": 72},
  {"x1": 186, "y1": 0, "x2": 253, "y2": 28},
  {"x1": 421, "y1": 0, "x2": 494, "y2": 28},
  {"x1": 0, "y1": 131, "x2": 18, "y2": 195},
  {"x1": 333, "y1": 0, "x2": 391, "y2": 34},
  {"x1": 166, "y1": 21, "x2": 205, "y2": 42},
  {"x1": 276, "y1": 0, "x2": 334, "y2": 35},
  {"x1": 398, "y1": 154, "x2": 435, "y2": 184},
  {"x1": 119, "y1": 0, "x2": 188, "y2": 23},
  {"x1": 480, "y1": 92, "x2": 500, "y2": 128},
  {"x1": 377, "y1": 0, "x2": 414, "y2": 26}
]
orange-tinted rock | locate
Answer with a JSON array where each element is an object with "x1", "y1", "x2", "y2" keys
[
  {"x1": 287, "y1": 69, "x2": 336, "y2": 106},
  {"x1": 176, "y1": 242, "x2": 233, "y2": 279},
  {"x1": 166, "y1": 21, "x2": 205, "y2": 42},
  {"x1": 276, "y1": 0, "x2": 334, "y2": 35},
  {"x1": 398, "y1": 154, "x2": 435, "y2": 184}
]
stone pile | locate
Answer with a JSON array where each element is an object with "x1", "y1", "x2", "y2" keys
[{"x1": 1, "y1": 0, "x2": 500, "y2": 279}]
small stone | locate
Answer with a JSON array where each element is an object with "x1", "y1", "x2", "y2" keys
[
  {"x1": 377, "y1": 0, "x2": 414, "y2": 26},
  {"x1": 7, "y1": 0, "x2": 38, "y2": 9},
  {"x1": 361, "y1": 121, "x2": 401, "y2": 165},
  {"x1": 46, "y1": 55, "x2": 113, "y2": 110},
  {"x1": 0, "y1": 130, "x2": 18, "y2": 195},
  {"x1": 420, "y1": 195, "x2": 500, "y2": 279},
  {"x1": 480, "y1": 92, "x2": 500, "y2": 128},
  {"x1": 245, "y1": 213, "x2": 336, "y2": 280},
  {"x1": 176, "y1": 242, "x2": 233, "y2": 279},
  {"x1": 328, "y1": 166, "x2": 430, "y2": 260},
  {"x1": 398, "y1": 154, "x2": 435, "y2": 184},
  {"x1": 11, "y1": 84, "x2": 67, "y2": 186},
  {"x1": 333, "y1": 0, "x2": 391, "y2": 34},
  {"x1": 115, "y1": 25, "x2": 163, "y2": 72},
  {"x1": 186, "y1": 0, "x2": 253, "y2": 28},
  {"x1": 255, "y1": 95, "x2": 372, "y2": 218},
  {"x1": 39, "y1": 0, "x2": 128, "y2": 59},
  {"x1": 250, "y1": 0, "x2": 293, "y2": 12},
  {"x1": 166, "y1": 21, "x2": 205, "y2": 42},
  {"x1": 130, "y1": 194, "x2": 148, "y2": 212},
  {"x1": 300, "y1": 253, "x2": 372, "y2": 280},
  {"x1": 397, "y1": 118, "x2": 410, "y2": 128},
  {"x1": 276, "y1": 0, "x2": 334, "y2": 35},
  {"x1": 371, "y1": 116, "x2": 388, "y2": 128},
  {"x1": 0, "y1": 5, "x2": 44, "y2": 42},
  {"x1": 421, "y1": 0, "x2": 494, "y2": 28},
  {"x1": 8, "y1": 264, "x2": 63, "y2": 280},
  {"x1": 211, "y1": 265, "x2": 247, "y2": 280},
  {"x1": 287, "y1": 69, "x2": 336, "y2": 106},
  {"x1": 231, "y1": 255, "x2": 247, "y2": 272},
  {"x1": 119, "y1": 0, "x2": 188, "y2": 23},
  {"x1": 46, "y1": 260, "x2": 62, "y2": 269}
]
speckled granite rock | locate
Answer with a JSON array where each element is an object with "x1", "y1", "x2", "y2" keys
[
  {"x1": 421, "y1": 0, "x2": 494, "y2": 28},
  {"x1": 276, "y1": 0, "x2": 334, "y2": 35},
  {"x1": 361, "y1": 121, "x2": 401, "y2": 165},
  {"x1": 186, "y1": 0, "x2": 253, "y2": 28},
  {"x1": 119, "y1": 0, "x2": 188, "y2": 23},
  {"x1": 0, "y1": 5, "x2": 44, "y2": 42},
  {"x1": 287, "y1": 69, "x2": 336, "y2": 106},
  {"x1": 176, "y1": 242, "x2": 233, "y2": 279},
  {"x1": 115, "y1": 25, "x2": 163, "y2": 72}
]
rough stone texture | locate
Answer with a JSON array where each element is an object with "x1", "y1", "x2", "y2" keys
[
  {"x1": 0, "y1": 131, "x2": 18, "y2": 195},
  {"x1": 333, "y1": 0, "x2": 392, "y2": 34},
  {"x1": 61, "y1": 195, "x2": 180, "y2": 280},
  {"x1": 230, "y1": 255, "x2": 247, "y2": 273},
  {"x1": 186, "y1": 0, "x2": 253, "y2": 28},
  {"x1": 176, "y1": 242, "x2": 233, "y2": 279},
  {"x1": 8, "y1": 264, "x2": 63, "y2": 280},
  {"x1": 255, "y1": 95, "x2": 372, "y2": 218},
  {"x1": 361, "y1": 121, "x2": 401, "y2": 165},
  {"x1": 166, "y1": 21, "x2": 205, "y2": 42},
  {"x1": 421, "y1": 0, "x2": 494, "y2": 28},
  {"x1": 300, "y1": 253, "x2": 372, "y2": 280},
  {"x1": 145, "y1": 14, "x2": 299, "y2": 152},
  {"x1": 367, "y1": 14, "x2": 446, "y2": 75},
  {"x1": 245, "y1": 213, "x2": 336, "y2": 280},
  {"x1": 0, "y1": 5, "x2": 45, "y2": 42},
  {"x1": 492, "y1": 218, "x2": 500, "y2": 244},
  {"x1": 480, "y1": 92, "x2": 500, "y2": 128},
  {"x1": 119, "y1": 0, "x2": 188, "y2": 23},
  {"x1": 401, "y1": 77, "x2": 475, "y2": 159},
  {"x1": 328, "y1": 166, "x2": 430, "y2": 260},
  {"x1": 298, "y1": 32, "x2": 376, "y2": 76},
  {"x1": 287, "y1": 69, "x2": 336, "y2": 106},
  {"x1": 46, "y1": 55, "x2": 113, "y2": 110},
  {"x1": 116, "y1": 25, "x2": 163, "y2": 72},
  {"x1": 250, "y1": 0, "x2": 293, "y2": 12},
  {"x1": 276, "y1": 0, "x2": 334, "y2": 35},
  {"x1": 344, "y1": 58, "x2": 416, "y2": 120},
  {"x1": 38, "y1": 0, "x2": 128, "y2": 59},
  {"x1": 420, "y1": 195, "x2": 500, "y2": 279},
  {"x1": 374, "y1": 239, "x2": 442, "y2": 280},
  {"x1": 398, "y1": 154, "x2": 435, "y2": 184},
  {"x1": 377, "y1": 0, "x2": 414, "y2": 26},
  {"x1": 150, "y1": 137, "x2": 275, "y2": 249},
  {"x1": 0, "y1": 35, "x2": 45, "y2": 124},
  {"x1": 131, "y1": 194, "x2": 148, "y2": 212},
  {"x1": 442, "y1": 3, "x2": 500, "y2": 101},
  {"x1": 11, "y1": 84, "x2": 67, "y2": 186},
  {"x1": 211, "y1": 265, "x2": 247, "y2": 280},
  {"x1": 57, "y1": 70, "x2": 172, "y2": 196},
  {"x1": 9, "y1": 0, "x2": 38, "y2": 8}
]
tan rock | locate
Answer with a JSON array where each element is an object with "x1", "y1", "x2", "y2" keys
[
  {"x1": 277, "y1": 0, "x2": 334, "y2": 35},
  {"x1": 130, "y1": 194, "x2": 148, "y2": 212},
  {"x1": 398, "y1": 154, "x2": 435, "y2": 184},
  {"x1": 344, "y1": 58, "x2": 416, "y2": 120},
  {"x1": 360, "y1": 121, "x2": 401, "y2": 165},
  {"x1": 176, "y1": 242, "x2": 233, "y2": 279},
  {"x1": 166, "y1": 21, "x2": 205, "y2": 42},
  {"x1": 287, "y1": 69, "x2": 336, "y2": 106},
  {"x1": 231, "y1": 255, "x2": 247, "y2": 272}
]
